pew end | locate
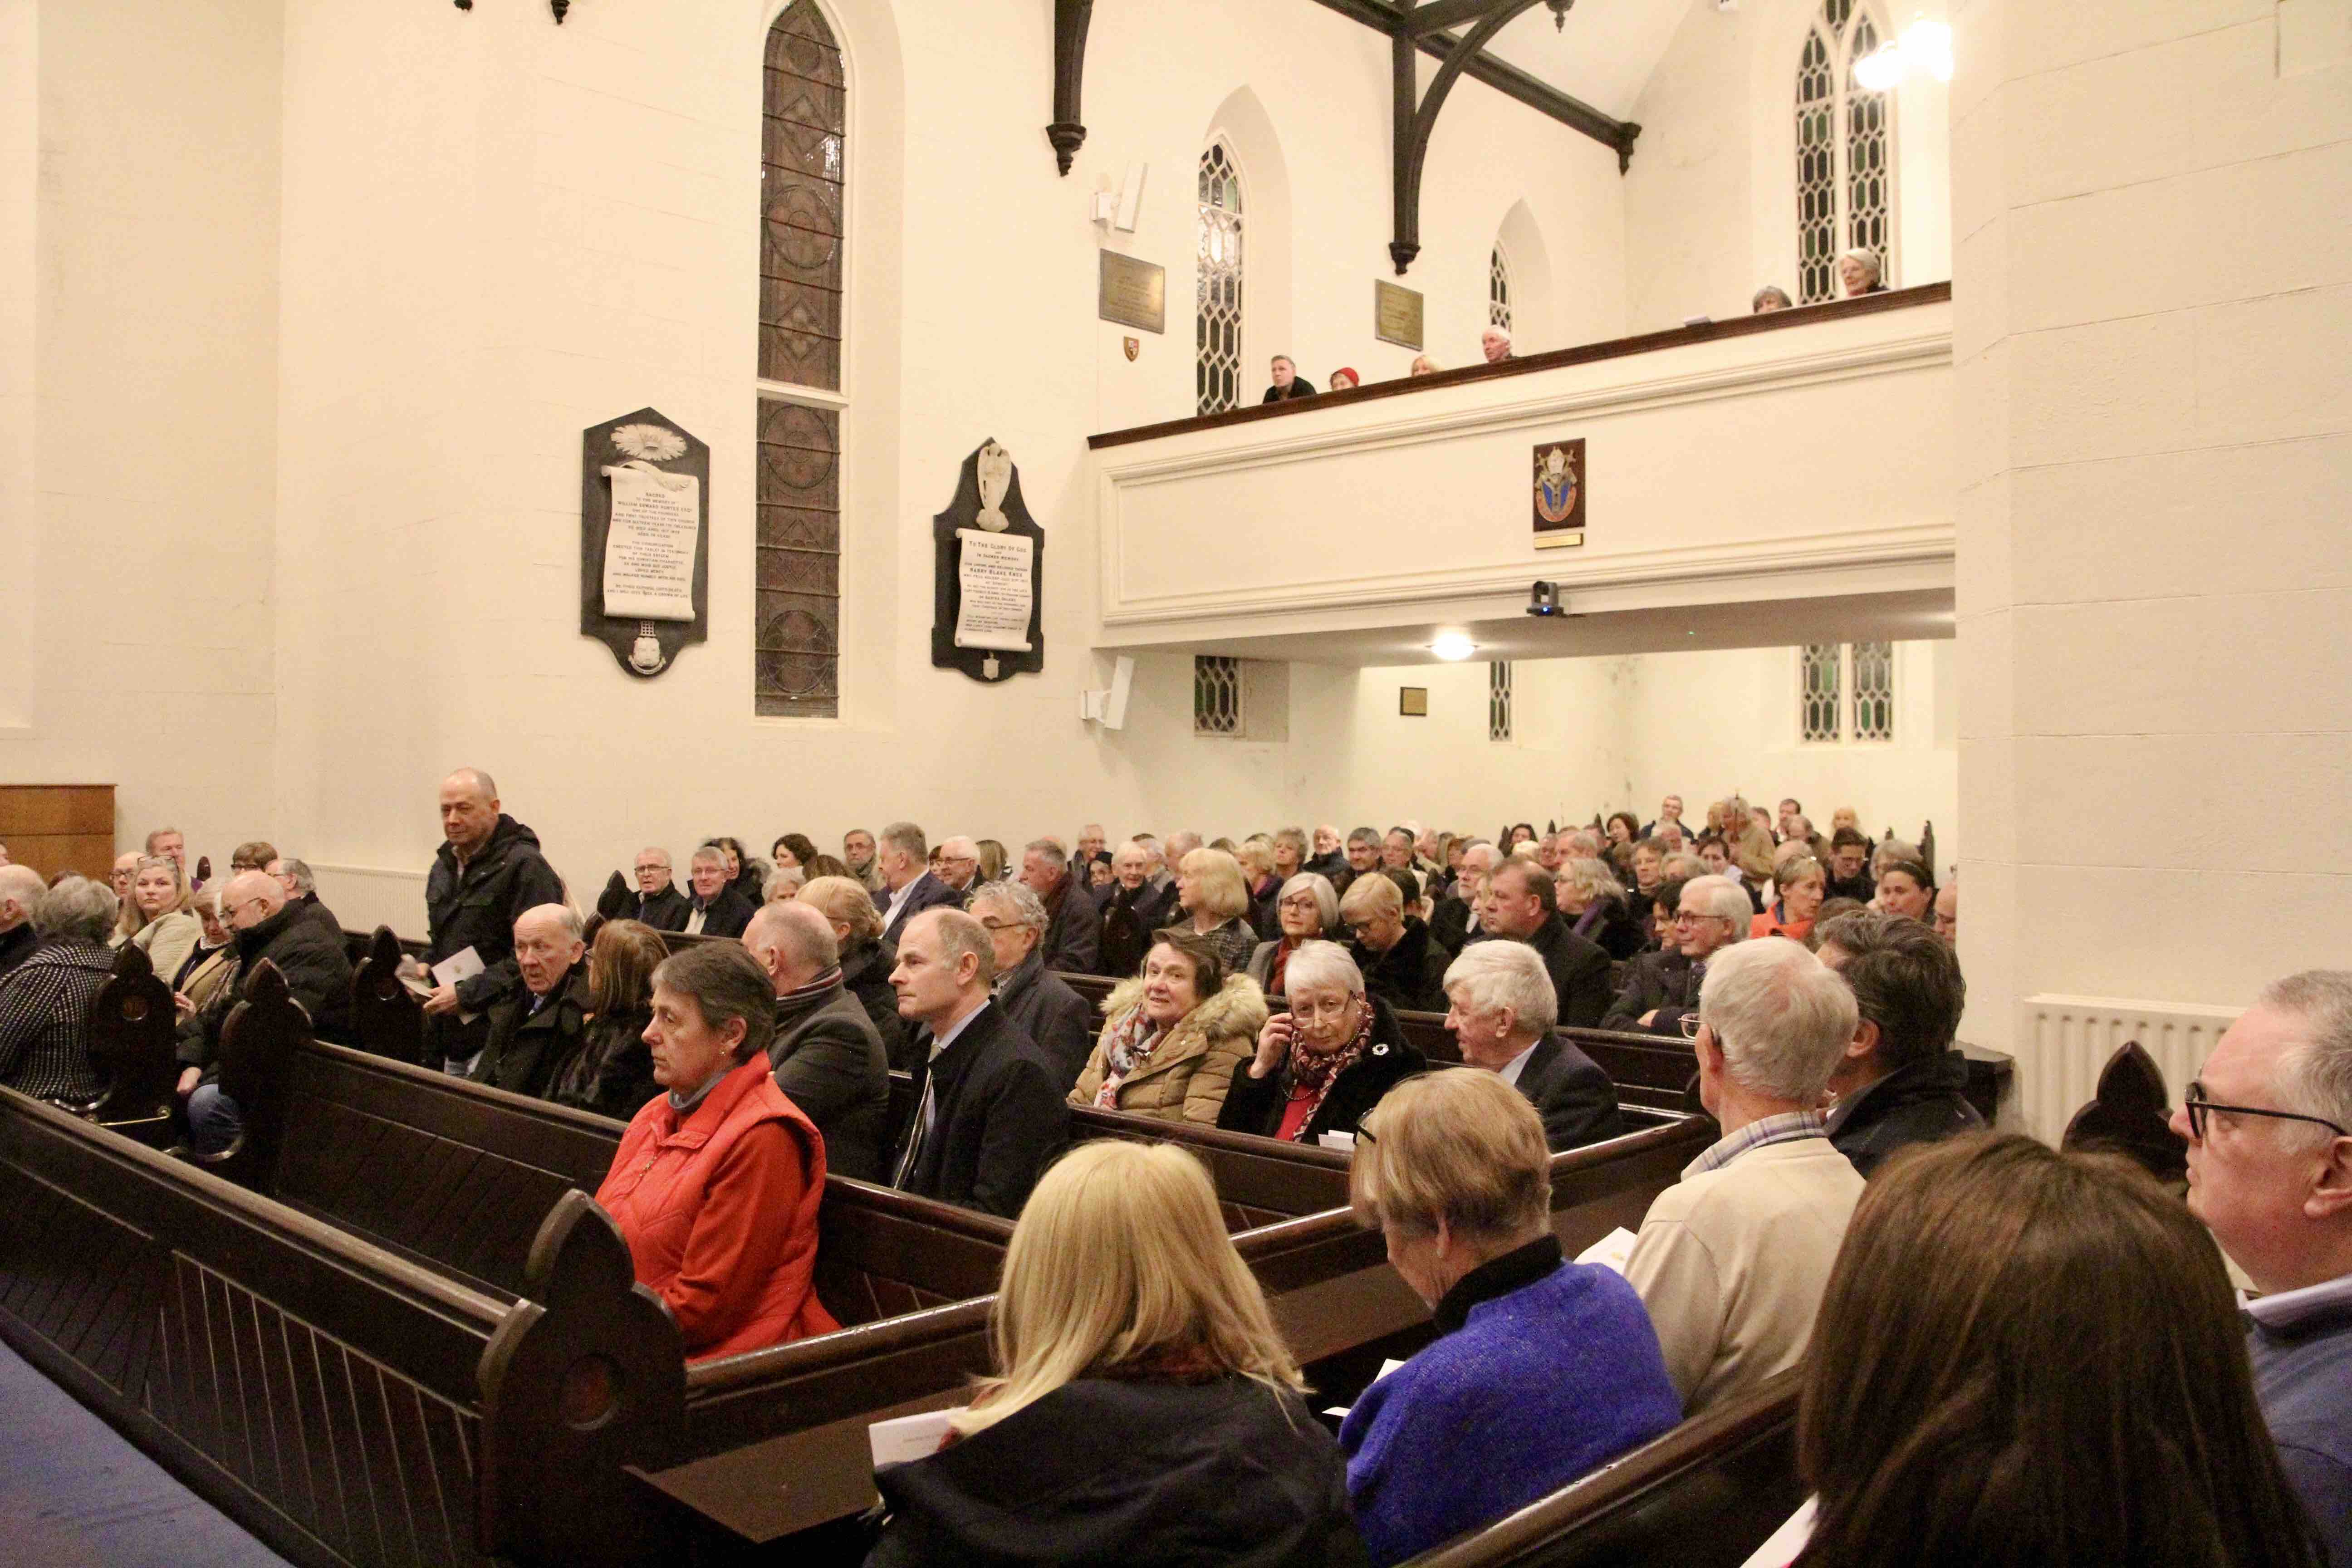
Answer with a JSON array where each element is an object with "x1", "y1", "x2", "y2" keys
[
  {"x1": 477, "y1": 1189, "x2": 687, "y2": 1566},
  {"x1": 349, "y1": 923, "x2": 425, "y2": 1064},
  {"x1": 178, "y1": 959, "x2": 306, "y2": 1191},
  {"x1": 67, "y1": 939, "x2": 181, "y2": 1145},
  {"x1": 2060, "y1": 1039, "x2": 2187, "y2": 1189}
]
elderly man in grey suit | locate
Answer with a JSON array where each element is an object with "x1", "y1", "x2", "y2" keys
[{"x1": 970, "y1": 879, "x2": 1094, "y2": 1093}]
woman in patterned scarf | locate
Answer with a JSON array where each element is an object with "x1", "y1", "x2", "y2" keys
[
  {"x1": 1067, "y1": 932, "x2": 1266, "y2": 1126},
  {"x1": 1217, "y1": 940, "x2": 1426, "y2": 1145}
]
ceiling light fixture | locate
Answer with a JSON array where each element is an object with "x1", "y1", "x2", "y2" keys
[{"x1": 1432, "y1": 633, "x2": 1477, "y2": 662}]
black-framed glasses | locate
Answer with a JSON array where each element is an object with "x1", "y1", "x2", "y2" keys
[{"x1": 2184, "y1": 1081, "x2": 2349, "y2": 1142}]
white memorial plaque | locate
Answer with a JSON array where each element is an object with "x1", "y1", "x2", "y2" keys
[
  {"x1": 952, "y1": 528, "x2": 1034, "y2": 652},
  {"x1": 601, "y1": 464, "x2": 701, "y2": 621}
]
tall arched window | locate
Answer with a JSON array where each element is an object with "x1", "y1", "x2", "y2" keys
[
  {"x1": 756, "y1": 0, "x2": 846, "y2": 718},
  {"x1": 1794, "y1": 0, "x2": 1892, "y2": 304},
  {"x1": 1488, "y1": 244, "x2": 1512, "y2": 332},
  {"x1": 1196, "y1": 143, "x2": 1246, "y2": 416}
]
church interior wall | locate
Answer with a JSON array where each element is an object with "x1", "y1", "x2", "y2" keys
[{"x1": 2, "y1": 0, "x2": 283, "y2": 851}]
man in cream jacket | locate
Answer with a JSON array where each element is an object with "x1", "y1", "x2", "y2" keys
[{"x1": 1624, "y1": 936, "x2": 1867, "y2": 1414}]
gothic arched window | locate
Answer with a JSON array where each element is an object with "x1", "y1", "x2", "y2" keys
[
  {"x1": 757, "y1": 0, "x2": 846, "y2": 717},
  {"x1": 1196, "y1": 143, "x2": 1246, "y2": 416},
  {"x1": 1488, "y1": 244, "x2": 1513, "y2": 332},
  {"x1": 1795, "y1": 0, "x2": 1893, "y2": 304}
]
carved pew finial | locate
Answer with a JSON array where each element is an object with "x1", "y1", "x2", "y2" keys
[
  {"x1": 2061, "y1": 1040, "x2": 2188, "y2": 1188},
  {"x1": 477, "y1": 1190, "x2": 686, "y2": 1565}
]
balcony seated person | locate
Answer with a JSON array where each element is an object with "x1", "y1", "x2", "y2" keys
[
  {"x1": 1261, "y1": 353, "x2": 1317, "y2": 402},
  {"x1": 1219, "y1": 941, "x2": 1424, "y2": 1145},
  {"x1": 594, "y1": 941, "x2": 836, "y2": 1361},
  {"x1": 1442, "y1": 940, "x2": 1624, "y2": 1152},
  {"x1": 1342, "y1": 1072, "x2": 1680, "y2": 1566},
  {"x1": 1071, "y1": 931, "x2": 1263, "y2": 1126}
]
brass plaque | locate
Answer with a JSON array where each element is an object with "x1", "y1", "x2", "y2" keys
[
  {"x1": 1399, "y1": 686, "x2": 1429, "y2": 717},
  {"x1": 1373, "y1": 280, "x2": 1424, "y2": 350},
  {"x1": 1098, "y1": 251, "x2": 1166, "y2": 335}
]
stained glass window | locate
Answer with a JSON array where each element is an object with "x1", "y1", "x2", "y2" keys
[
  {"x1": 1801, "y1": 643, "x2": 1843, "y2": 743},
  {"x1": 1795, "y1": 0, "x2": 1895, "y2": 304},
  {"x1": 1851, "y1": 640, "x2": 1895, "y2": 741},
  {"x1": 757, "y1": 1, "x2": 844, "y2": 718},
  {"x1": 1196, "y1": 144, "x2": 1245, "y2": 416}
]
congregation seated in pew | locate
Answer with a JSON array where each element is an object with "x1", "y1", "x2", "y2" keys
[
  {"x1": 544, "y1": 916, "x2": 663, "y2": 1121},
  {"x1": 1344, "y1": 1071, "x2": 1681, "y2": 1565},
  {"x1": 1220, "y1": 941, "x2": 1424, "y2": 1144},
  {"x1": 1071, "y1": 929, "x2": 1264, "y2": 1125},
  {"x1": 179, "y1": 868, "x2": 354, "y2": 1153},
  {"x1": 866, "y1": 1140, "x2": 1363, "y2": 1566},
  {"x1": 797, "y1": 872, "x2": 910, "y2": 1071},
  {"x1": 1249, "y1": 871, "x2": 1339, "y2": 994},
  {"x1": 969, "y1": 878, "x2": 1094, "y2": 1092},
  {"x1": 593, "y1": 940, "x2": 837, "y2": 1361},
  {"x1": 422, "y1": 767, "x2": 566, "y2": 1070},
  {"x1": 469, "y1": 903, "x2": 591, "y2": 1098},
  {"x1": 742, "y1": 900, "x2": 892, "y2": 1183},
  {"x1": 1440, "y1": 940, "x2": 1625, "y2": 1152},
  {"x1": 1341, "y1": 870, "x2": 1447, "y2": 1014},
  {"x1": 0, "y1": 863, "x2": 44, "y2": 980},
  {"x1": 0, "y1": 876, "x2": 118, "y2": 1102},
  {"x1": 1813, "y1": 907, "x2": 1982, "y2": 1177}
]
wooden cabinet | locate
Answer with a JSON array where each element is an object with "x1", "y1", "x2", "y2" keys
[{"x1": 0, "y1": 784, "x2": 114, "y2": 882}]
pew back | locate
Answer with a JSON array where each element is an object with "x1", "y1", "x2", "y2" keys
[{"x1": 78, "y1": 939, "x2": 181, "y2": 1137}]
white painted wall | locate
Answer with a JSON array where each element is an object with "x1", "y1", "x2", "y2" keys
[
  {"x1": 1953, "y1": 0, "x2": 2350, "y2": 1111},
  {"x1": 0, "y1": 0, "x2": 281, "y2": 851},
  {"x1": 1622, "y1": 0, "x2": 1952, "y2": 333}
]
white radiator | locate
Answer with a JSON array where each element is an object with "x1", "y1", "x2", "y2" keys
[{"x1": 2013, "y1": 994, "x2": 2241, "y2": 1144}]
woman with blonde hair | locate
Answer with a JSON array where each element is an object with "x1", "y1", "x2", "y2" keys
[
  {"x1": 125, "y1": 854, "x2": 201, "y2": 980},
  {"x1": 1173, "y1": 846, "x2": 1258, "y2": 974},
  {"x1": 1753, "y1": 854, "x2": 1828, "y2": 943},
  {"x1": 867, "y1": 1141, "x2": 1361, "y2": 1566},
  {"x1": 1069, "y1": 931, "x2": 1264, "y2": 1125}
]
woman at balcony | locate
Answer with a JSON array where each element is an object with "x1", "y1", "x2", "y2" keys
[
  {"x1": 1753, "y1": 284, "x2": 1793, "y2": 312},
  {"x1": 1838, "y1": 248, "x2": 1886, "y2": 297},
  {"x1": 1327, "y1": 366, "x2": 1359, "y2": 392}
]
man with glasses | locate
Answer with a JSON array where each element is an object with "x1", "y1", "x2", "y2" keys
[
  {"x1": 177, "y1": 870, "x2": 355, "y2": 1152},
  {"x1": 969, "y1": 879, "x2": 1093, "y2": 1090},
  {"x1": 1602, "y1": 874, "x2": 1749, "y2": 1035},
  {"x1": 2172, "y1": 970, "x2": 2352, "y2": 1566}
]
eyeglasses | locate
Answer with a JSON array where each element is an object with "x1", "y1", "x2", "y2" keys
[
  {"x1": 1289, "y1": 996, "x2": 1354, "y2": 1021},
  {"x1": 1678, "y1": 1014, "x2": 1703, "y2": 1041},
  {"x1": 976, "y1": 917, "x2": 1024, "y2": 933},
  {"x1": 225, "y1": 897, "x2": 270, "y2": 920},
  {"x1": 2183, "y1": 1081, "x2": 2349, "y2": 1142},
  {"x1": 1671, "y1": 911, "x2": 1726, "y2": 926},
  {"x1": 1278, "y1": 895, "x2": 1322, "y2": 912}
]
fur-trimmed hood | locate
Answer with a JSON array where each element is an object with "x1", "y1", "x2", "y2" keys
[{"x1": 1102, "y1": 970, "x2": 1269, "y2": 1058}]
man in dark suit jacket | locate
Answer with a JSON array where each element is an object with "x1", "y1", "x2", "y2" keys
[
  {"x1": 872, "y1": 821, "x2": 966, "y2": 949},
  {"x1": 1815, "y1": 908, "x2": 1983, "y2": 1178},
  {"x1": 888, "y1": 908, "x2": 1067, "y2": 1218},
  {"x1": 745, "y1": 902, "x2": 892, "y2": 1181},
  {"x1": 681, "y1": 847, "x2": 757, "y2": 939},
  {"x1": 1602, "y1": 874, "x2": 1748, "y2": 1035},
  {"x1": 1472, "y1": 861, "x2": 1613, "y2": 1030},
  {"x1": 1428, "y1": 842, "x2": 1496, "y2": 958},
  {"x1": 1019, "y1": 839, "x2": 1101, "y2": 975},
  {"x1": 1438, "y1": 937, "x2": 1625, "y2": 1151},
  {"x1": 972, "y1": 881, "x2": 1097, "y2": 1092}
]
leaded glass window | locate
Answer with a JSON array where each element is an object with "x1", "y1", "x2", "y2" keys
[
  {"x1": 1489, "y1": 661, "x2": 1513, "y2": 742},
  {"x1": 1850, "y1": 640, "x2": 1895, "y2": 741},
  {"x1": 1488, "y1": 246, "x2": 1512, "y2": 332},
  {"x1": 1795, "y1": 0, "x2": 1894, "y2": 304},
  {"x1": 1801, "y1": 643, "x2": 1843, "y2": 743},
  {"x1": 1196, "y1": 144, "x2": 1245, "y2": 416},
  {"x1": 1194, "y1": 655, "x2": 1242, "y2": 735},
  {"x1": 757, "y1": 0, "x2": 844, "y2": 717}
]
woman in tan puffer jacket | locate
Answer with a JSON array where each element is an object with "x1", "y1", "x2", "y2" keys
[{"x1": 1069, "y1": 930, "x2": 1267, "y2": 1125}]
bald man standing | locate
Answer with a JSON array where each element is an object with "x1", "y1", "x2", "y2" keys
[
  {"x1": 0, "y1": 864, "x2": 45, "y2": 980},
  {"x1": 469, "y1": 904, "x2": 590, "y2": 1098},
  {"x1": 179, "y1": 870, "x2": 355, "y2": 1152},
  {"x1": 421, "y1": 768, "x2": 564, "y2": 1071}
]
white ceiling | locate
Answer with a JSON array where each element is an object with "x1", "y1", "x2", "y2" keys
[{"x1": 1471, "y1": 0, "x2": 1699, "y2": 123}]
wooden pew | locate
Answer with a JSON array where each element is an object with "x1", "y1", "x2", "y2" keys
[
  {"x1": 347, "y1": 924, "x2": 424, "y2": 1064},
  {"x1": 1406, "y1": 1370, "x2": 1805, "y2": 1568},
  {"x1": 63, "y1": 940, "x2": 181, "y2": 1143},
  {"x1": 0, "y1": 979, "x2": 691, "y2": 1568},
  {"x1": 2061, "y1": 1039, "x2": 2185, "y2": 1187}
]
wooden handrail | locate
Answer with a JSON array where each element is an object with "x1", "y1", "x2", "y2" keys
[{"x1": 1089, "y1": 282, "x2": 1951, "y2": 450}]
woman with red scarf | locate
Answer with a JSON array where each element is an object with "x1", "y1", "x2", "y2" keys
[{"x1": 1218, "y1": 940, "x2": 1426, "y2": 1144}]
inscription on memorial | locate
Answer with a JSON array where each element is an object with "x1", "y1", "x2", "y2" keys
[
  {"x1": 931, "y1": 439, "x2": 1045, "y2": 684},
  {"x1": 1374, "y1": 279, "x2": 1424, "y2": 350},
  {"x1": 1098, "y1": 250, "x2": 1166, "y2": 335},
  {"x1": 580, "y1": 408, "x2": 710, "y2": 677}
]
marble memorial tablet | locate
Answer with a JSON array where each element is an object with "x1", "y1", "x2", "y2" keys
[
  {"x1": 953, "y1": 529, "x2": 1035, "y2": 653},
  {"x1": 601, "y1": 465, "x2": 701, "y2": 620},
  {"x1": 1098, "y1": 250, "x2": 1166, "y2": 334}
]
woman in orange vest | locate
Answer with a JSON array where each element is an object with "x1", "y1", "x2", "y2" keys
[{"x1": 595, "y1": 940, "x2": 837, "y2": 1360}]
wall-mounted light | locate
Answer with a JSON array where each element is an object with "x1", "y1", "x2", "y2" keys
[
  {"x1": 1854, "y1": 15, "x2": 1953, "y2": 90},
  {"x1": 1432, "y1": 633, "x2": 1477, "y2": 662}
]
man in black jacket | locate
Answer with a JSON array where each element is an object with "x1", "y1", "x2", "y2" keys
[
  {"x1": 180, "y1": 871, "x2": 355, "y2": 1152},
  {"x1": 745, "y1": 902, "x2": 891, "y2": 1181},
  {"x1": 422, "y1": 769, "x2": 567, "y2": 1069},
  {"x1": 1020, "y1": 838, "x2": 1100, "y2": 975},
  {"x1": 596, "y1": 848, "x2": 691, "y2": 931},
  {"x1": 1439, "y1": 939, "x2": 1624, "y2": 1152},
  {"x1": 1472, "y1": 861, "x2": 1612, "y2": 1030},
  {"x1": 972, "y1": 880, "x2": 1096, "y2": 1093},
  {"x1": 1428, "y1": 841, "x2": 1495, "y2": 958},
  {"x1": 1260, "y1": 354, "x2": 1317, "y2": 402},
  {"x1": 679, "y1": 846, "x2": 757, "y2": 938},
  {"x1": 1602, "y1": 876, "x2": 1747, "y2": 1035},
  {"x1": 872, "y1": 821, "x2": 965, "y2": 948},
  {"x1": 470, "y1": 904, "x2": 590, "y2": 1099},
  {"x1": 267, "y1": 857, "x2": 340, "y2": 944},
  {"x1": 1815, "y1": 908, "x2": 1982, "y2": 1176},
  {"x1": 888, "y1": 908, "x2": 1067, "y2": 1219}
]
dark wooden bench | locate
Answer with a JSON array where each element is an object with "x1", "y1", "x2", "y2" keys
[
  {"x1": 1406, "y1": 1370, "x2": 1804, "y2": 1567},
  {"x1": 58, "y1": 940, "x2": 181, "y2": 1143},
  {"x1": 2061, "y1": 1039, "x2": 2185, "y2": 1187}
]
